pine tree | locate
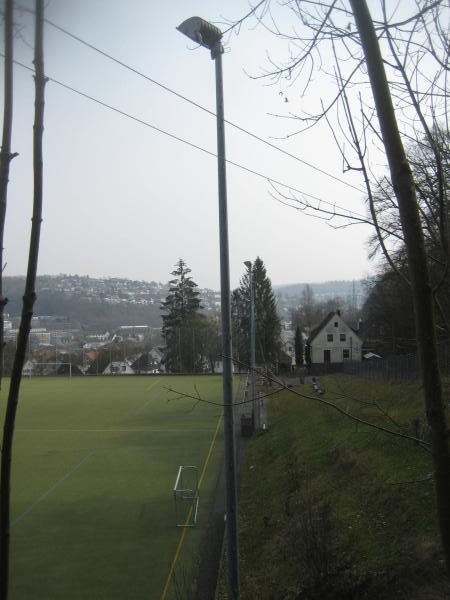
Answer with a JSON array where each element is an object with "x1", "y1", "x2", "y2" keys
[
  {"x1": 232, "y1": 257, "x2": 281, "y2": 369},
  {"x1": 294, "y1": 325, "x2": 304, "y2": 366},
  {"x1": 161, "y1": 259, "x2": 202, "y2": 372}
]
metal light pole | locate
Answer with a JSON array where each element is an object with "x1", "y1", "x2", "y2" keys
[
  {"x1": 177, "y1": 17, "x2": 240, "y2": 599},
  {"x1": 244, "y1": 261, "x2": 256, "y2": 429}
]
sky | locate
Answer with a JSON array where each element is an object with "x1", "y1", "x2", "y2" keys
[{"x1": 1, "y1": 0, "x2": 382, "y2": 290}]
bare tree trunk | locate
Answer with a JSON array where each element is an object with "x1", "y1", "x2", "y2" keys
[
  {"x1": 0, "y1": 1, "x2": 46, "y2": 597},
  {"x1": 0, "y1": 0, "x2": 17, "y2": 386},
  {"x1": 349, "y1": 0, "x2": 450, "y2": 572}
]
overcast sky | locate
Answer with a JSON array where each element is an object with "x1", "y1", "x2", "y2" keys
[{"x1": 2, "y1": 0, "x2": 382, "y2": 290}]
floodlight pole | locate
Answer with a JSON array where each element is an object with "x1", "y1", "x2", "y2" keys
[
  {"x1": 177, "y1": 17, "x2": 240, "y2": 599},
  {"x1": 215, "y1": 50, "x2": 240, "y2": 600},
  {"x1": 244, "y1": 261, "x2": 256, "y2": 428}
]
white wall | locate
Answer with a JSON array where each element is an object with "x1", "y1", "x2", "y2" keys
[{"x1": 310, "y1": 314, "x2": 362, "y2": 363}]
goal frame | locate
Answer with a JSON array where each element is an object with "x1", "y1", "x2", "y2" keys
[{"x1": 173, "y1": 465, "x2": 199, "y2": 527}]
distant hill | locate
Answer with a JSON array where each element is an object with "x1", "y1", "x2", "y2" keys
[
  {"x1": 274, "y1": 279, "x2": 369, "y2": 306},
  {"x1": 4, "y1": 275, "x2": 167, "y2": 331},
  {"x1": 3, "y1": 275, "x2": 370, "y2": 331}
]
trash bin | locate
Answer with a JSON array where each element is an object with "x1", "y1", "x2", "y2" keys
[{"x1": 241, "y1": 414, "x2": 254, "y2": 437}]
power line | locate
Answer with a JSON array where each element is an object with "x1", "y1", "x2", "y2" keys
[
  {"x1": 10, "y1": 57, "x2": 218, "y2": 158},
  {"x1": 8, "y1": 55, "x2": 370, "y2": 225},
  {"x1": 43, "y1": 16, "x2": 365, "y2": 195}
]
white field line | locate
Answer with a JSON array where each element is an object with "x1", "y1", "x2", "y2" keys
[
  {"x1": 145, "y1": 380, "x2": 161, "y2": 392},
  {"x1": 134, "y1": 380, "x2": 161, "y2": 414},
  {"x1": 133, "y1": 399, "x2": 156, "y2": 415},
  {"x1": 11, "y1": 452, "x2": 93, "y2": 528}
]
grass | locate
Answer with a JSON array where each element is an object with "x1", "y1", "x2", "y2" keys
[
  {"x1": 238, "y1": 374, "x2": 450, "y2": 599},
  {"x1": 0, "y1": 375, "x2": 225, "y2": 600}
]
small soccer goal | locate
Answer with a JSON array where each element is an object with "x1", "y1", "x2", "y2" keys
[{"x1": 173, "y1": 465, "x2": 199, "y2": 527}]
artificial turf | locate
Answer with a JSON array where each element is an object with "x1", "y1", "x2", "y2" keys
[{"x1": 1, "y1": 375, "x2": 224, "y2": 600}]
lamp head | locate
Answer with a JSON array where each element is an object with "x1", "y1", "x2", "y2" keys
[{"x1": 177, "y1": 16, "x2": 223, "y2": 58}]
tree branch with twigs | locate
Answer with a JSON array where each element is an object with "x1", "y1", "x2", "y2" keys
[
  {"x1": 164, "y1": 359, "x2": 432, "y2": 453},
  {"x1": 0, "y1": 0, "x2": 18, "y2": 389},
  {"x1": 222, "y1": 0, "x2": 450, "y2": 572},
  {"x1": 0, "y1": 2, "x2": 46, "y2": 597}
]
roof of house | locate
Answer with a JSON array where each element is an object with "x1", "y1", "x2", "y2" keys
[
  {"x1": 307, "y1": 312, "x2": 336, "y2": 344},
  {"x1": 307, "y1": 311, "x2": 361, "y2": 344},
  {"x1": 363, "y1": 351, "x2": 382, "y2": 360},
  {"x1": 125, "y1": 353, "x2": 143, "y2": 366},
  {"x1": 280, "y1": 328, "x2": 295, "y2": 345}
]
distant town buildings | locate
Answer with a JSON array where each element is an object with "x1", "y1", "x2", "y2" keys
[{"x1": 4, "y1": 275, "x2": 367, "y2": 377}]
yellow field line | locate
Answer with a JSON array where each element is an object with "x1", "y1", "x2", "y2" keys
[
  {"x1": 198, "y1": 416, "x2": 222, "y2": 490},
  {"x1": 159, "y1": 414, "x2": 223, "y2": 600},
  {"x1": 15, "y1": 428, "x2": 215, "y2": 433}
]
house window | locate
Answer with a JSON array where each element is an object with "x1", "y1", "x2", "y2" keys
[
  {"x1": 327, "y1": 334, "x2": 333, "y2": 342},
  {"x1": 340, "y1": 333, "x2": 346, "y2": 342},
  {"x1": 343, "y1": 349, "x2": 350, "y2": 359},
  {"x1": 334, "y1": 321, "x2": 338, "y2": 327}
]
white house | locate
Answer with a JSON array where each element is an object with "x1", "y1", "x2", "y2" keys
[
  {"x1": 280, "y1": 325, "x2": 297, "y2": 370},
  {"x1": 22, "y1": 359, "x2": 35, "y2": 376},
  {"x1": 307, "y1": 310, "x2": 363, "y2": 364},
  {"x1": 103, "y1": 361, "x2": 135, "y2": 375}
]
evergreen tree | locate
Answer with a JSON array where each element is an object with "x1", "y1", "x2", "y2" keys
[
  {"x1": 232, "y1": 257, "x2": 281, "y2": 369},
  {"x1": 161, "y1": 259, "x2": 202, "y2": 372},
  {"x1": 231, "y1": 287, "x2": 248, "y2": 366},
  {"x1": 196, "y1": 315, "x2": 222, "y2": 374},
  {"x1": 294, "y1": 325, "x2": 304, "y2": 366}
]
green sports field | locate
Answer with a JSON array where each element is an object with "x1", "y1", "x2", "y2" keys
[{"x1": 2, "y1": 375, "x2": 225, "y2": 600}]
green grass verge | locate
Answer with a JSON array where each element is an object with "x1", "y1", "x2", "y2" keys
[
  {"x1": 1, "y1": 375, "x2": 225, "y2": 600},
  {"x1": 238, "y1": 374, "x2": 450, "y2": 599}
]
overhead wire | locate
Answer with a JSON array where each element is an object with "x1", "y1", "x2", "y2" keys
[
  {"x1": 43, "y1": 16, "x2": 366, "y2": 195},
  {"x1": 7, "y1": 54, "x2": 370, "y2": 225}
]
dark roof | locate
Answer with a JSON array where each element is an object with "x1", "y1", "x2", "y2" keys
[
  {"x1": 307, "y1": 312, "x2": 335, "y2": 344},
  {"x1": 307, "y1": 310, "x2": 361, "y2": 345}
]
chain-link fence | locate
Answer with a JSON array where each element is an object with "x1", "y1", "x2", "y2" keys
[{"x1": 342, "y1": 340, "x2": 450, "y2": 381}]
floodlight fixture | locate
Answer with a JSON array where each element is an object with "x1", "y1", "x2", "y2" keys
[{"x1": 177, "y1": 16, "x2": 223, "y2": 58}]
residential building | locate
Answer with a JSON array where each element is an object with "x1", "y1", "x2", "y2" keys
[
  {"x1": 307, "y1": 310, "x2": 363, "y2": 364},
  {"x1": 103, "y1": 361, "x2": 135, "y2": 375}
]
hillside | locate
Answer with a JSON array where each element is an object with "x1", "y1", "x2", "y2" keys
[
  {"x1": 4, "y1": 275, "x2": 166, "y2": 330},
  {"x1": 274, "y1": 279, "x2": 368, "y2": 304},
  {"x1": 233, "y1": 374, "x2": 449, "y2": 599},
  {"x1": 3, "y1": 275, "x2": 365, "y2": 332}
]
